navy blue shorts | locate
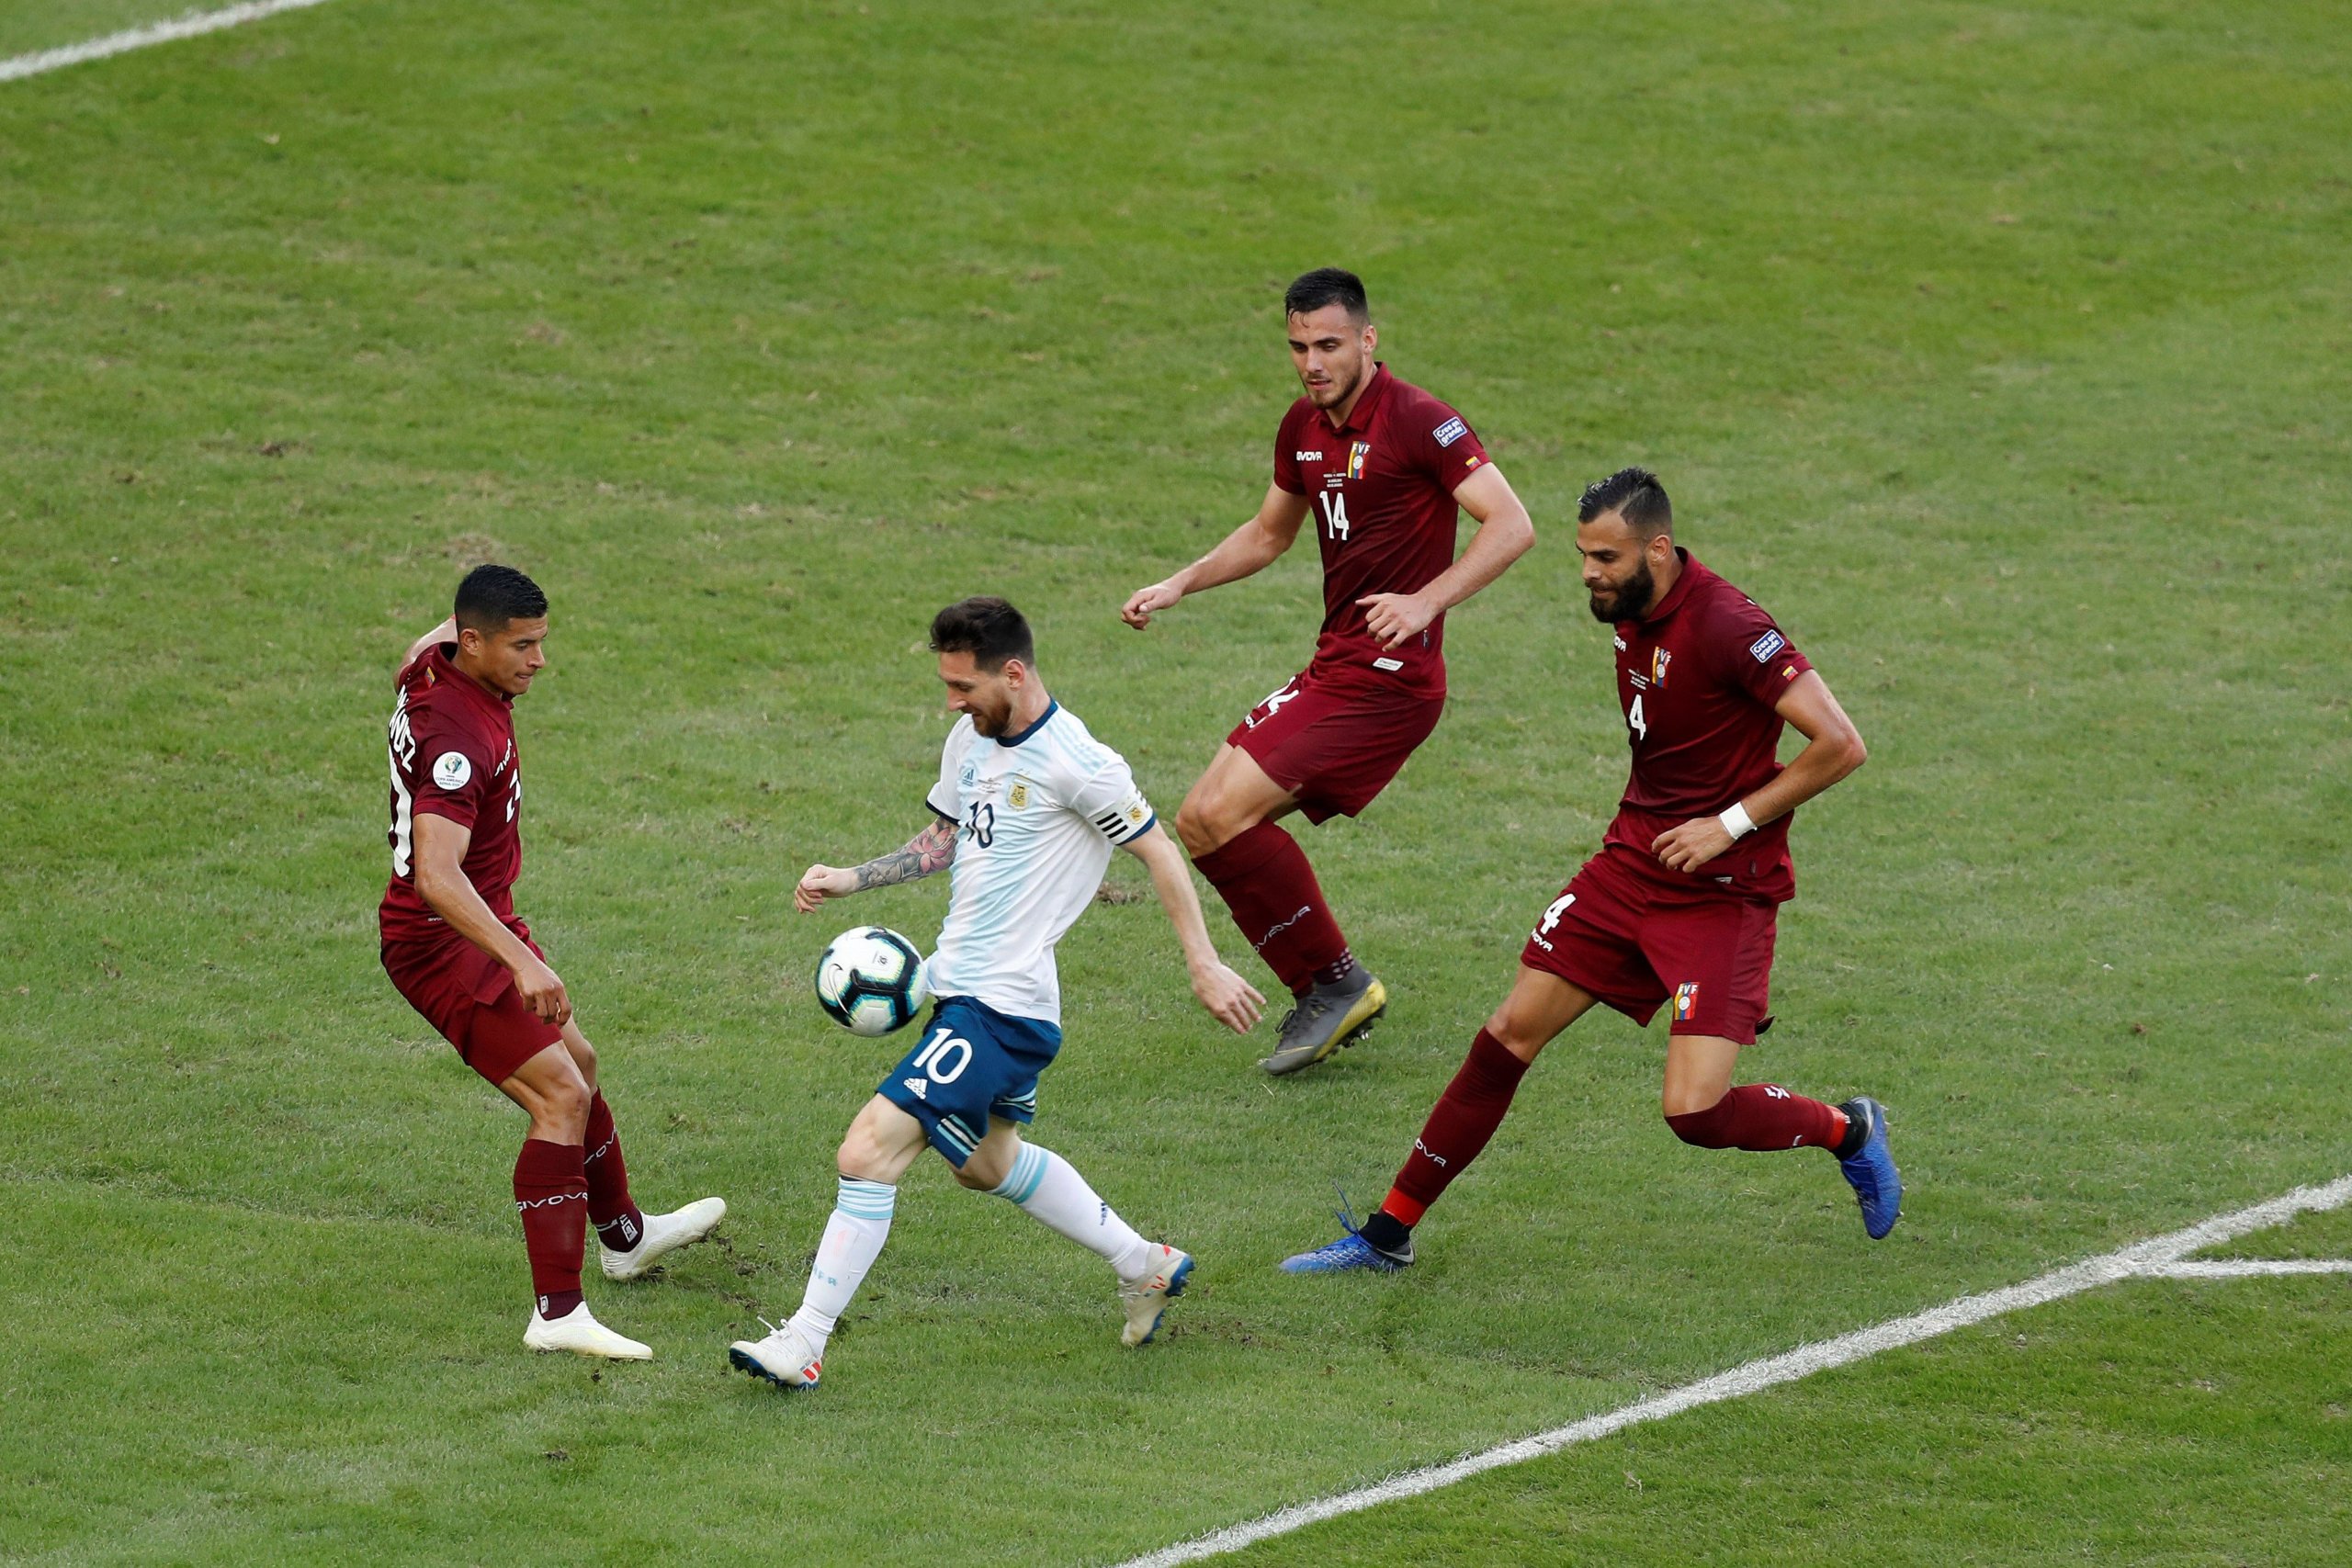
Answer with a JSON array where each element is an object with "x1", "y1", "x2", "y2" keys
[{"x1": 876, "y1": 995, "x2": 1062, "y2": 1168}]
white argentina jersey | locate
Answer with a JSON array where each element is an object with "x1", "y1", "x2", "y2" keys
[{"x1": 922, "y1": 701, "x2": 1156, "y2": 1027}]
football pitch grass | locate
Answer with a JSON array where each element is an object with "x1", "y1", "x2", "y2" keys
[{"x1": 4, "y1": 1, "x2": 2346, "y2": 1562}]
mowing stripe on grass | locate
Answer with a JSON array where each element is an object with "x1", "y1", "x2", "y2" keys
[
  {"x1": 0, "y1": 0, "x2": 339, "y2": 84},
  {"x1": 1119, "y1": 1173, "x2": 2352, "y2": 1567}
]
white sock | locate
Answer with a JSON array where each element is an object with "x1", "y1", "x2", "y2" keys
[
  {"x1": 786, "y1": 1176, "x2": 895, "y2": 1353},
  {"x1": 989, "y1": 1144, "x2": 1153, "y2": 1283}
]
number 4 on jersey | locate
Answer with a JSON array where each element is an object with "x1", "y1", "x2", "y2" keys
[{"x1": 1627, "y1": 692, "x2": 1648, "y2": 743}]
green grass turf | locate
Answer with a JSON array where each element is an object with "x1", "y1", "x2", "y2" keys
[
  {"x1": 3, "y1": 0, "x2": 2347, "y2": 1562},
  {"x1": 0, "y1": 2, "x2": 195, "y2": 62},
  {"x1": 1225, "y1": 1273, "x2": 2352, "y2": 1567}
]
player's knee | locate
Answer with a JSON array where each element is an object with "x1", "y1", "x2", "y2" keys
[
  {"x1": 1481, "y1": 1006, "x2": 1548, "y2": 1065},
  {"x1": 538, "y1": 1073, "x2": 592, "y2": 1135},
  {"x1": 1663, "y1": 1088, "x2": 1730, "y2": 1136},
  {"x1": 1173, "y1": 795, "x2": 1225, "y2": 858},
  {"x1": 834, "y1": 1129, "x2": 886, "y2": 1182}
]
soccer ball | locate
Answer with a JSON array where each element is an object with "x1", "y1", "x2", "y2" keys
[{"x1": 814, "y1": 925, "x2": 930, "y2": 1037}]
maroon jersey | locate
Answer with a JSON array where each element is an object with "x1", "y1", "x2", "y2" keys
[
  {"x1": 1272, "y1": 363, "x2": 1491, "y2": 695},
  {"x1": 379, "y1": 644, "x2": 526, "y2": 947},
  {"x1": 1603, "y1": 552, "x2": 1815, "y2": 902}
]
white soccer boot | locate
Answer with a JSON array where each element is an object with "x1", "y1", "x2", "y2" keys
[
  {"x1": 1118, "y1": 1243, "x2": 1195, "y2": 1348},
  {"x1": 524, "y1": 1302, "x2": 652, "y2": 1360},
  {"x1": 729, "y1": 1319, "x2": 822, "y2": 1391},
  {"x1": 601, "y1": 1196, "x2": 728, "y2": 1281}
]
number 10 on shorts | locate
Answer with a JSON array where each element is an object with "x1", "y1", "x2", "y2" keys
[{"x1": 910, "y1": 1027, "x2": 972, "y2": 1085}]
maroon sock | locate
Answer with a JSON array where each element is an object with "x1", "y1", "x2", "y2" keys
[
  {"x1": 514, "y1": 1137, "x2": 588, "y2": 1318},
  {"x1": 582, "y1": 1093, "x2": 646, "y2": 1252},
  {"x1": 1381, "y1": 1029, "x2": 1533, "y2": 1224},
  {"x1": 1192, "y1": 820, "x2": 1350, "y2": 997},
  {"x1": 1665, "y1": 1085, "x2": 1845, "y2": 1151}
]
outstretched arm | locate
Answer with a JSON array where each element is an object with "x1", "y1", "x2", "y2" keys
[
  {"x1": 1122, "y1": 823, "x2": 1265, "y2": 1033},
  {"x1": 1357, "y1": 464, "x2": 1536, "y2": 649},
  {"x1": 1120, "y1": 484, "x2": 1313, "y2": 628},
  {"x1": 795, "y1": 816, "x2": 960, "y2": 913},
  {"x1": 1652, "y1": 671, "x2": 1868, "y2": 873}
]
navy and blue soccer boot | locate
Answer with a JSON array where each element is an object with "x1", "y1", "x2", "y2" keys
[
  {"x1": 1836, "y1": 1095, "x2": 1902, "y2": 1239},
  {"x1": 1278, "y1": 1191, "x2": 1414, "y2": 1273}
]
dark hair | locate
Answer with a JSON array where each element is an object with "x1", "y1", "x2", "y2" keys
[
  {"x1": 1577, "y1": 467, "x2": 1673, "y2": 540},
  {"x1": 929, "y1": 595, "x2": 1035, "y2": 671},
  {"x1": 454, "y1": 563, "x2": 548, "y2": 631},
  {"x1": 1283, "y1": 267, "x2": 1369, "y2": 323}
]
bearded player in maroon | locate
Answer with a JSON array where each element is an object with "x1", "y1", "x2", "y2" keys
[
  {"x1": 1282, "y1": 468, "x2": 1902, "y2": 1274},
  {"x1": 1122, "y1": 268, "x2": 1534, "y2": 1075},
  {"x1": 380, "y1": 564, "x2": 726, "y2": 1359}
]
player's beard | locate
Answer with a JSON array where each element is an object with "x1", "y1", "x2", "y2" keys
[{"x1": 1588, "y1": 557, "x2": 1655, "y2": 623}]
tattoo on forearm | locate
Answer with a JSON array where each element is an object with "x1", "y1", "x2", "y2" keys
[{"x1": 852, "y1": 818, "x2": 958, "y2": 890}]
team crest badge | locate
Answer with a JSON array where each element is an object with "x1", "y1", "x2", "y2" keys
[
  {"x1": 1347, "y1": 442, "x2": 1370, "y2": 479},
  {"x1": 1009, "y1": 780, "x2": 1030, "y2": 809},
  {"x1": 1651, "y1": 648, "x2": 1673, "y2": 688},
  {"x1": 1673, "y1": 982, "x2": 1700, "y2": 1022}
]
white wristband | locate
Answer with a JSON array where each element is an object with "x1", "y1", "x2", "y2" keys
[{"x1": 1718, "y1": 802, "x2": 1757, "y2": 840}]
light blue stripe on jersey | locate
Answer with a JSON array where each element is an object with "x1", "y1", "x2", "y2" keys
[
  {"x1": 835, "y1": 1176, "x2": 896, "y2": 1219},
  {"x1": 990, "y1": 1144, "x2": 1050, "y2": 1205}
]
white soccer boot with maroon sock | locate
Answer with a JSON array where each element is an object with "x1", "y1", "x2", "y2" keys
[
  {"x1": 600, "y1": 1196, "x2": 728, "y2": 1280},
  {"x1": 524, "y1": 1300, "x2": 651, "y2": 1360}
]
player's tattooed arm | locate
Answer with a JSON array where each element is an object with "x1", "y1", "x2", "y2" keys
[
  {"x1": 795, "y1": 818, "x2": 958, "y2": 912},
  {"x1": 853, "y1": 817, "x2": 960, "y2": 889}
]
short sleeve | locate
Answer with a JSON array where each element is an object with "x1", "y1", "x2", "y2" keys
[
  {"x1": 1272, "y1": 406, "x2": 1307, "y2": 496},
  {"x1": 1709, "y1": 594, "x2": 1815, "y2": 708},
  {"x1": 1403, "y1": 394, "x2": 1491, "y2": 492},
  {"x1": 925, "y1": 723, "x2": 967, "y2": 822},
  {"x1": 410, "y1": 718, "x2": 491, "y2": 829},
  {"x1": 1065, "y1": 748, "x2": 1157, "y2": 846}
]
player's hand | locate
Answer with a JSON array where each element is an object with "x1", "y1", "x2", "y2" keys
[
  {"x1": 513, "y1": 955, "x2": 572, "y2": 1026},
  {"x1": 1121, "y1": 581, "x2": 1182, "y2": 629},
  {"x1": 1356, "y1": 590, "x2": 1439, "y2": 649},
  {"x1": 795, "y1": 864, "x2": 859, "y2": 914},
  {"x1": 1190, "y1": 961, "x2": 1266, "y2": 1034},
  {"x1": 1652, "y1": 818, "x2": 1736, "y2": 874}
]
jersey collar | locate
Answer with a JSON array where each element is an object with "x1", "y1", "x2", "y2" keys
[
  {"x1": 996, "y1": 697, "x2": 1058, "y2": 748},
  {"x1": 1324, "y1": 362, "x2": 1394, "y2": 435},
  {"x1": 1627, "y1": 548, "x2": 1706, "y2": 630},
  {"x1": 426, "y1": 643, "x2": 515, "y2": 709}
]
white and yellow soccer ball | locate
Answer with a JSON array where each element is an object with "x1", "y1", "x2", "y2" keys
[{"x1": 814, "y1": 926, "x2": 931, "y2": 1037}]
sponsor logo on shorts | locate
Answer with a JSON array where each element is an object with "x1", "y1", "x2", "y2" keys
[
  {"x1": 901, "y1": 1077, "x2": 929, "y2": 1100},
  {"x1": 1674, "y1": 981, "x2": 1700, "y2": 1021},
  {"x1": 1432, "y1": 417, "x2": 1469, "y2": 447},
  {"x1": 1749, "y1": 630, "x2": 1787, "y2": 663},
  {"x1": 431, "y1": 750, "x2": 473, "y2": 790}
]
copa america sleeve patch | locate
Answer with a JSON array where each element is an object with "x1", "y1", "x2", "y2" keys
[
  {"x1": 430, "y1": 750, "x2": 474, "y2": 790},
  {"x1": 1432, "y1": 416, "x2": 1469, "y2": 448},
  {"x1": 1748, "y1": 629, "x2": 1788, "y2": 663}
]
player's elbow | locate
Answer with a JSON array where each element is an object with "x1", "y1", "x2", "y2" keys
[{"x1": 1834, "y1": 726, "x2": 1868, "y2": 777}]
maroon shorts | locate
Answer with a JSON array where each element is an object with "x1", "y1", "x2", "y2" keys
[
  {"x1": 381, "y1": 925, "x2": 561, "y2": 1087},
  {"x1": 1519, "y1": 843, "x2": 1780, "y2": 1044},
  {"x1": 1227, "y1": 661, "x2": 1445, "y2": 824}
]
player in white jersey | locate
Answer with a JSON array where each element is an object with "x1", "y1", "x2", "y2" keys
[{"x1": 729, "y1": 597, "x2": 1263, "y2": 1392}]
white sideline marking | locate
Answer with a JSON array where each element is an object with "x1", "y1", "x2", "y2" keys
[
  {"x1": 2143, "y1": 1258, "x2": 2352, "y2": 1279},
  {"x1": 1118, "y1": 1173, "x2": 2352, "y2": 1567},
  {"x1": 0, "y1": 0, "x2": 339, "y2": 85}
]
